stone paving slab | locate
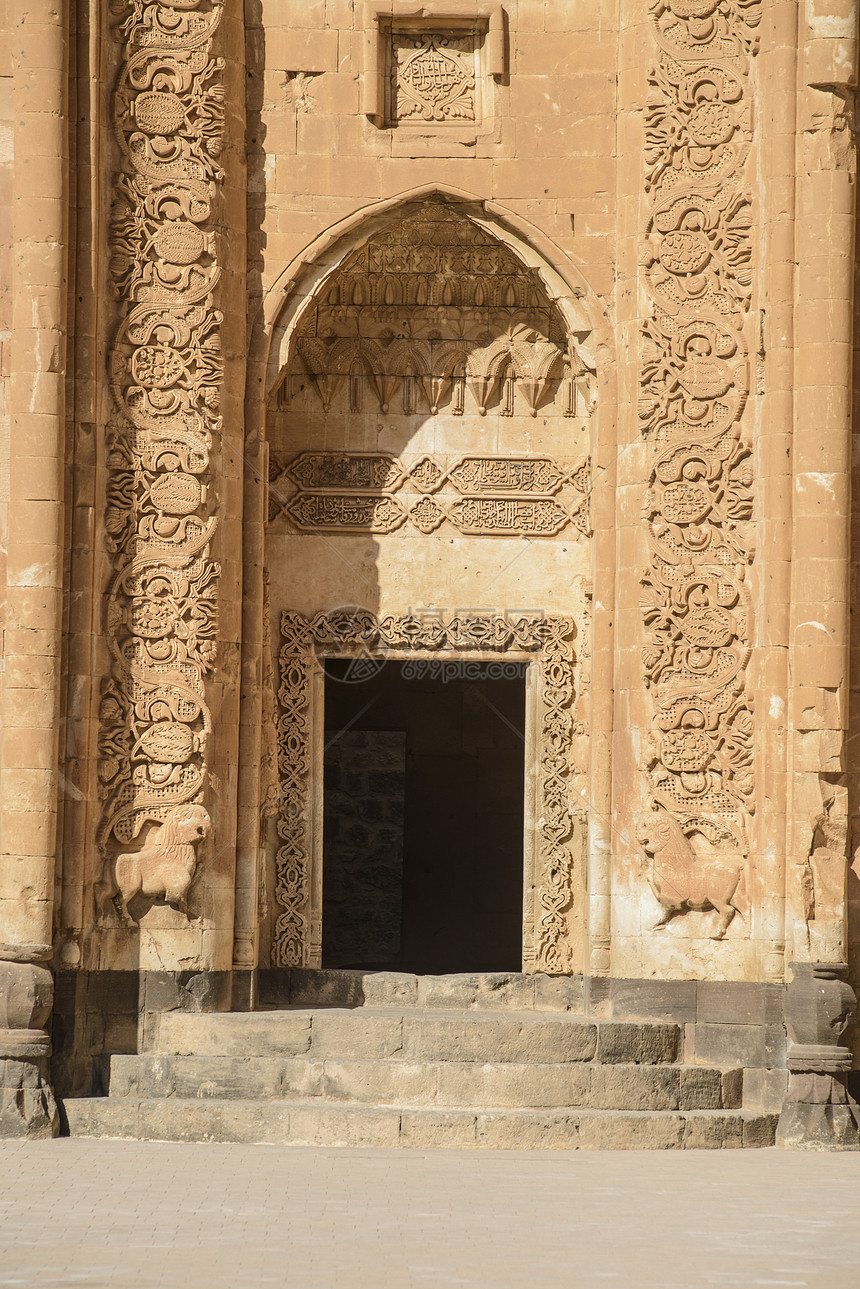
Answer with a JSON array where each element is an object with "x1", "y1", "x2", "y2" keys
[{"x1": 1, "y1": 1141, "x2": 859, "y2": 1289}]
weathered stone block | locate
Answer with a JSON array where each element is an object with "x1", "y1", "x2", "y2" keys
[
  {"x1": 682, "y1": 1112, "x2": 744, "y2": 1149},
  {"x1": 309, "y1": 1012, "x2": 404, "y2": 1059},
  {"x1": 594, "y1": 1022, "x2": 680, "y2": 1065},
  {"x1": 400, "y1": 1110, "x2": 477, "y2": 1149},
  {"x1": 577, "y1": 1112, "x2": 685, "y2": 1151},
  {"x1": 691, "y1": 1024, "x2": 786, "y2": 1070},
  {"x1": 589, "y1": 1065, "x2": 680, "y2": 1112}
]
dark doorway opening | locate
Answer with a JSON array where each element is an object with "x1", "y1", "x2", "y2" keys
[{"x1": 322, "y1": 659, "x2": 526, "y2": 974}]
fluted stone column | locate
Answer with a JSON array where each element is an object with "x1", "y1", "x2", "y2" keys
[{"x1": 0, "y1": 0, "x2": 68, "y2": 1137}]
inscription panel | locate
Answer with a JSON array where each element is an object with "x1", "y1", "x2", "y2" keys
[{"x1": 270, "y1": 452, "x2": 591, "y2": 539}]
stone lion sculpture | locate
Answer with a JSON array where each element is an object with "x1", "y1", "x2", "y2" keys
[
  {"x1": 637, "y1": 809, "x2": 743, "y2": 940},
  {"x1": 108, "y1": 803, "x2": 211, "y2": 925}
]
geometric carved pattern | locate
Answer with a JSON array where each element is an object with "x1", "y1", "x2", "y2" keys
[
  {"x1": 638, "y1": 0, "x2": 760, "y2": 888},
  {"x1": 275, "y1": 611, "x2": 580, "y2": 972},
  {"x1": 98, "y1": 0, "x2": 223, "y2": 869},
  {"x1": 269, "y1": 453, "x2": 591, "y2": 538}
]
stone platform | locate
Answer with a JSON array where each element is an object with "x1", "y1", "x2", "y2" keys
[{"x1": 62, "y1": 972, "x2": 778, "y2": 1149}]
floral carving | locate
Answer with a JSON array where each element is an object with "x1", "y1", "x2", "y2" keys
[
  {"x1": 98, "y1": 0, "x2": 224, "y2": 905},
  {"x1": 391, "y1": 31, "x2": 478, "y2": 124},
  {"x1": 275, "y1": 612, "x2": 580, "y2": 972},
  {"x1": 638, "y1": 0, "x2": 759, "y2": 916}
]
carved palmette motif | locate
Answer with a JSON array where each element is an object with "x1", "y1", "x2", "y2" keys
[
  {"x1": 98, "y1": 0, "x2": 224, "y2": 874},
  {"x1": 274, "y1": 612, "x2": 579, "y2": 971},
  {"x1": 639, "y1": 0, "x2": 760, "y2": 894}
]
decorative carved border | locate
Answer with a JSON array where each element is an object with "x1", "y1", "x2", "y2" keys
[
  {"x1": 637, "y1": 1, "x2": 760, "y2": 887},
  {"x1": 269, "y1": 452, "x2": 591, "y2": 538},
  {"x1": 274, "y1": 610, "x2": 581, "y2": 971},
  {"x1": 97, "y1": 1, "x2": 224, "y2": 868}
]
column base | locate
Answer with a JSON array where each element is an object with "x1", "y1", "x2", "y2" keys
[
  {"x1": 0, "y1": 959, "x2": 59, "y2": 1138},
  {"x1": 0, "y1": 1047, "x2": 58, "y2": 1140},
  {"x1": 776, "y1": 1070, "x2": 860, "y2": 1151}
]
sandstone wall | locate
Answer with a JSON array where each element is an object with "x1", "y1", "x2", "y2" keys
[{"x1": 1, "y1": 0, "x2": 853, "y2": 1001}]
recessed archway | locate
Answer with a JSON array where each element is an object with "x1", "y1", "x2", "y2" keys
[{"x1": 254, "y1": 191, "x2": 602, "y2": 977}]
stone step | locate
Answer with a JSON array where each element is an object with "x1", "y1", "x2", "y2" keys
[
  {"x1": 152, "y1": 1008, "x2": 681, "y2": 1066},
  {"x1": 263, "y1": 969, "x2": 587, "y2": 1013},
  {"x1": 107, "y1": 1054, "x2": 739, "y2": 1111},
  {"x1": 63, "y1": 1096, "x2": 778, "y2": 1150}
]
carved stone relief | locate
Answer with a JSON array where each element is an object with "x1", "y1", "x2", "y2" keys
[
  {"x1": 275, "y1": 201, "x2": 596, "y2": 422},
  {"x1": 389, "y1": 29, "x2": 480, "y2": 126},
  {"x1": 97, "y1": 0, "x2": 224, "y2": 918},
  {"x1": 268, "y1": 451, "x2": 591, "y2": 538},
  {"x1": 637, "y1": 0, "x2": 760, "y2": 933},
  {"x1": 274, "y1": 611, "x2": 582, "y2": 973}
]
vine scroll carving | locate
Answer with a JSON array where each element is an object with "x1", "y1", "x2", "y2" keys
[
  {"x1": 638, "y1": 0, "x2": 760, "y2": 931},
  {"x1": 97, "y1": 0, "x2": 225, "y2": 915}
]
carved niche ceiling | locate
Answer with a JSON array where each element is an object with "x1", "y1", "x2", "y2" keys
[{"x1": 275, "y1": 200, "x2": 596, "y2": 422}]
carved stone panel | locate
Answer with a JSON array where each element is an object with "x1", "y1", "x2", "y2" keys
[
  {"x1": 274, "y1": 200, "x2": 596, "y2": 423},
  {"x1": 636, "y1": 0, "x2": 761, "y2": 936},
  {"x1": 389, "y1": 29, "x2": 481, "y2": 127},
  {"x1": 274, "y1": 611, "x2": 583, "y2": 974},
  {"x1": 98, "y1": 0, "x2": 224, "y2": 912},
  {"x1": 269, "y1": 451, "x2": 591, "y2": 538}
]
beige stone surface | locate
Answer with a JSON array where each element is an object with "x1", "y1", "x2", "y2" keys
[
  {"x1": 2, "y1": 0, "x2": 860, "y2": 1141},
  {"x1": 4, "y1": 1140, "x2": 860, "y2": 1288}
]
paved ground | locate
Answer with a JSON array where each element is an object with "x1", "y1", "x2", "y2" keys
[{"x1": 1, "y1": 1142, "x2": 859, "y2": 1289}]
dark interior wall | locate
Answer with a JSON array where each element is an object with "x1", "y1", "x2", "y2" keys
[{"x1": 324, "y1": 661, "x2": 526, "y2": 973}]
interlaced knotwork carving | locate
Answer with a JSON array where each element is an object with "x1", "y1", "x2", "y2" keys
[
  {"x1": 269, "y1": 452, "x2": 592, "y2": 538},
  {"x1": 638, "y1": 0, "x2": 760, "y2": 924},
  {"x1": 275, "y1": 611, "x2": 579, "y2": 971},
  {"x1": 98, "y1": 0, "x2": 224, "y2": 904}
]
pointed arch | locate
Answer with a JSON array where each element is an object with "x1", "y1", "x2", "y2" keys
[{"x1": 262, "y1": 185, "x2": 605, "y2": 402}]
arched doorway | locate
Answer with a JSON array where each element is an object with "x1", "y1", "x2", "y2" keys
[{"x1": 260, "y1": 194, "x2": 597, "y2": 976}]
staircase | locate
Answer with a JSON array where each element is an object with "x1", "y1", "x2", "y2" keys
[{"x1": 63, "y1": 972, "x2": 779, "y2": 1149}]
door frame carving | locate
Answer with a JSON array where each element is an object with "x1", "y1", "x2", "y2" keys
[{"x1": 272, "y1": 609, "x2": 585, "y2": 974}]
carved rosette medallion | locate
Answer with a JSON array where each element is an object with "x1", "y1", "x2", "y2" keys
[
  {"x1": 638, "y1": 0, "x2": 760, "y2": 917},
  {"x1": 275, "y1": 612, "x2": 580, "y2": 972},
  {"x1": 98, "y1": 0, "x2": 224, "y2": 886}
]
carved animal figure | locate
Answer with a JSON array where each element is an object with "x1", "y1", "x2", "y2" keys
[
  {"x1": 637, "y1": 810, "x2": 743, "y2": 940},
  {"x1": 111, "y1": 803, "x2": 211, "y2": 925}
]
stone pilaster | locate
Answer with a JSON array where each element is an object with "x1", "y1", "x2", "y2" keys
[
  {"x1": 787, "y1": 3, "x2": 858, "y2": 966},
  {"x1": 0, "y1": 0, "x2": 69, "y2": 1138}
]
